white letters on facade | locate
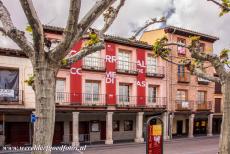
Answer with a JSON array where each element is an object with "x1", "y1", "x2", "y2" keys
[
  {"x1": 70, "y1": 68, "x2": 82, "y2": 75},
  {"x1": 106, "y1": 72, "x2": 116, "y2": 84}
]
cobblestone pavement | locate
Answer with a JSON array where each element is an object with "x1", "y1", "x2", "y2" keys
[{"x1": 0, "y1": 136, "x2": 219, "y2": 154}]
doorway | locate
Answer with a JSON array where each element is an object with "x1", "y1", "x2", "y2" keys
[
  {"x1": 100, "y1": 121, "x2": 106, "y2": 140},
  {"x1": 177, "y1": 120, "x2": 183, "y2": 135}
]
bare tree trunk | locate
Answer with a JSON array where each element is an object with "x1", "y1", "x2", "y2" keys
[
  {"x1": 219, "y1": 77, "x2": 230, "y2": 154},
  {"x1": 32, "y1": 62, "x2": 57, "y2": 154}
]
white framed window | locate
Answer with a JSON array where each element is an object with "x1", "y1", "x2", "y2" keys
[
  {"x1": 147, "y1": 55, "x2": 157, "y2": 73},
  {"x1": 85, "y1": 80, "x2": 100, "y2": 102},
  {"x1": 118, "y1": 50, "x2": 131, "y2": 70},
  {"x1": 148, "y1": 86, "x2": 157, "y2": 103},
  {"x1": 119, "y1": 84, "x2": 130, "y2": 102},
  {"x1": 56, "y1": 79, "x2": 66, "y2": 102}
]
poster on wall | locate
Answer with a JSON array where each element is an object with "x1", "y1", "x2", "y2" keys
[{"x1": 91, "y1": 121, "x2": 99, "y2": 132}]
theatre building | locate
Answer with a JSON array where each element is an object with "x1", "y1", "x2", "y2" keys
[
  {"x1": 141, "y1": 25, "x2": 220, "y2": 138},
  {"x1": 0, "y1": 25, "x2": 168, "y2": 146}
]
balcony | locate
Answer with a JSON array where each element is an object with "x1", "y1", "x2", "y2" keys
[
  {"x1": 55, "y1": 93, "x2": 106, "y2": 106},
  {"x1": 175, "y1": 100, "x2": 193, "y2": 111},
  {"x1": 195, "y1": 101, "x2": 212, "y2": 111},
  {"x1": 116, "y1": 60, "x2": 138, "y2": 75},
  {"x1": 146, "y1": 97, "x2": 167, "y2": 108},
  {"x1": 0, "y1": 90, "x2": 23, "y2": 105},
  {"x1": 146, "y1": 65, "x2": 165, "y2": 78},
  {"x1": 82, "y1": 57, "x2": 105, "y2": 71},
  {"x1": 116, "y1": 95, "x2": 137, "y2": 107},
  {"x1": 197, "y1": 77, "x2": 210, "y2": 85},
  {"x1": 177, "y1": 72, "x2": 190, "y2": 83}
]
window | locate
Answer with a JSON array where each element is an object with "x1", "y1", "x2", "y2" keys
[
  {"x1": 177, "y1": 65, "x2": 189, "y2": 82},
  {"x1": 200, "y1": 43, "x2": 205, "y2": 52},
  {"x1": 176, "y1": 90, "x2": 187, "y2": 101},
  {"x1": 197, "y1": 91, "x2": 206, "y2": 103},
  {"x1": 0, "y1": 69, "x2": 19, "y2": 102},
  {"x1": 113, "y1": 121, "x2": 120, "y2": 131},
  {"x1": 148, "y1": 86, "x2": 157, "y2": 103},
  {"x1": 55, "y1": 79, "x2": 66, "y2": 102},
  {"x1": 119, "y1": 84, "x2": 130, "y2": 102},
  {"x1": 177, "y1": 38, "x2": 186, "y2": 55},
  {"x1": 118, "y1": 50, "x2": 131, "y2": 70},
  {"x1": 84, "y1": 51, "x2": 101, "y2": 67},
  {"x1": 124, "y1": 120, "x2": 133, "y2": 131},
  {"x1": 85, "y1": 81, "x2": 100, "y2": 102},
  {"x1": 147, "y1": 55, "x2": 157, "y2": 73}
]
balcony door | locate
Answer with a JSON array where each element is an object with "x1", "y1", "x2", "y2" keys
[
  {"x1": 147, "y1": 55, "x2": 157, "y2": 73},
  {"x1": 85, "y1": 81, "x2": 100, "y2": 104},
  {"x1": 176, "y1": 90, "x2": 188, "y2": 109},
  {"x1": 119, "y1": 84, "x2": 130, "y2": 102},
  {"x1": 118, "y1": 50, "x2": 131, "y2": 71},
  {"x1": 56, "y1": 79, "x2": 66, "y2": 102},
  {"x1": 148, "y1": 86, "x2": 157, "y2": 103}
]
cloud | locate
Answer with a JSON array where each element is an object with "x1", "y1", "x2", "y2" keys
[{"x1": 0, "y1": 0, "x2": 230, "y2": 53}]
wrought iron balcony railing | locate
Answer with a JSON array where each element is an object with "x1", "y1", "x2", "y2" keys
[
  {"x1": 195, "y1": 101, "x2": 212, "y2": 111},
  {"x1": 82, "y1": 57, "x2": 105, "y2": 71},
  {"x1": 146, "y1": 97, "x2": 167, "y2": 108},
  {"x1": 175, "y1": 100, "x2": 193, "y2": 111},
  {"x1": 56, "y1": 92, "x2": 106, "y2": 106},
  {"x1": 116, "y1": 60, "x2": 138, "y2": 75},
  {"x1": 146, "y1": 65, "x2": 165, "y2": 78}
]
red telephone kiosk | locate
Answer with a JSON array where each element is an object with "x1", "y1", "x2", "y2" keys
[{"x1": 146, "y1": 116, "x2": 164, "y2": 154}]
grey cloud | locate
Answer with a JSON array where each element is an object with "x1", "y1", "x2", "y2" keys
[{"x1": 0, "y1": 0, "x2": 230, "y2": 54}]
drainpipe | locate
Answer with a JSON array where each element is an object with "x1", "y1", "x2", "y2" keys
[{"x1": 168, "y1": 28, "x2": 176, "y2": 140}]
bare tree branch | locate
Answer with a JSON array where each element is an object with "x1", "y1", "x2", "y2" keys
[
  {"x1": 189, "y1": 42, "x2": 227, "y2": 81},
  {"x1": 131, "y1": 17, "x2": 166, "y2": 40},
  {"x1": 207, "y1": 0, "x2": 230, "y2": 11},
  {"x1": 0, "y1": 0, "x2": 34, "y2": 57},
  {"x1": 100, "y1": 0, "x2": 125, "y2": 34},
  {"x1": 19, "y1": 0, "x2": 44, "y2": 52},
  {"x1": 50, "y1": 0, "x2": 116, "y2": 63},
  {"x1": 63, "y1": 41, "x2": 105, "y2": 65},
  {"x1": 192, "y1": 67, "x2": 221, "y2": 83}
]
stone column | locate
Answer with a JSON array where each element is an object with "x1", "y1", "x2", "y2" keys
[
  {"x1": 135, "y1": 112, "x2": 144, "y2": 143},
  {"x1": 169, "y1": 113, "x2": 174, "y2": 140},
  {"x1": 63, "y1": 121, "x2": 70, "y2": 144},
  {"x1": 188, "y1": 114, "x2": 195, "y2": 138},
  {"x1": 208, "y1": 114, "x2": 213, "y2": 136},
  {"x1": 72, "y1": 112, "x2": 79, "y2": 146},
  {"x1": 162, "y1": 112, "x2": 169, "y2": 140},
  {"x1": 105, "y1": 112, "x2": 113, "y2": 144}
]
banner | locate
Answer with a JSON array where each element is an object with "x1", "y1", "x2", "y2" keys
[{"x1": 0, "y1": 89, "x2": 14, "y2": 97}]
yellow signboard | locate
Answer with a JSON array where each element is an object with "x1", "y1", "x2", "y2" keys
[{"x1": 152, "y1": 125, "x2": 162, "y2": 136}]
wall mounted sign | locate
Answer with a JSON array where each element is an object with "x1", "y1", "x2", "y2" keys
[{"x1": 146, "y1": 116, "x2": 164, "y2": 154}]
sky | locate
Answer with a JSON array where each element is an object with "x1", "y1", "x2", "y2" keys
[{"x1": 1, "y1": 0, "x2": 230, "y2": 54}]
